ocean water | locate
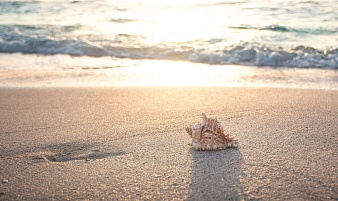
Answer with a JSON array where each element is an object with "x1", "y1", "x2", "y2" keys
[{"x1": 0, "y1": 0, "x2": 337, "y2": 88}]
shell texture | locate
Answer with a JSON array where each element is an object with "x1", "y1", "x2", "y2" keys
[{"x1": 186, "y1": 113, "x2": 238, "y2": 150}]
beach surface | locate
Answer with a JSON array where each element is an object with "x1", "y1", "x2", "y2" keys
[{"x1": 0, "y1": 87, "x2": 337, "y2": 200}]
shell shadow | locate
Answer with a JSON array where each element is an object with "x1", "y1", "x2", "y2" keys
[{"x1": 188, "y1": 148, "x2": 247, "y2": 200}]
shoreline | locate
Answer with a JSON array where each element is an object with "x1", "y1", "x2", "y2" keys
[
  {"x1": 0, "y1": 87, "x2": 337, "y2": 200},
  {"x1": 0, "y1": 57, "x2": 337, "y2": 90}
]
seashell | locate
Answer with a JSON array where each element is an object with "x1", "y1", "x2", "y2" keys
[
  {"x1": 194, "y1": 123, "x2": 201, "y2": 129},
  {"x1": 232, "y1": 141, "x2": 238, "y2": 148},
  {"x1": 201, "y1": 113, "x2": 207, "y2": 127},
  {"x1": 186, "y1": 113, "x2": 238, "y2": 151},
  {"x1": 192, "y1": 141, "x2": 202, "y2": 150},
  {"x1": 227, "y1": 142, "x2": 232, "y2": 147}
]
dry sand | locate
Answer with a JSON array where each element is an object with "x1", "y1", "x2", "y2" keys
[{"x1": 0, "y1": 87, "x2": 337, "y2": 200}]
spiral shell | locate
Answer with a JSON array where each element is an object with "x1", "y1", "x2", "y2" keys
[{"x1": 186, "y1": 113, "x2": 238, "y2": 150}]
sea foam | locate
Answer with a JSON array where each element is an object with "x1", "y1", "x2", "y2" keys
[{"x1": 0, "y1": 28, "x2": 337, "y2": 68}]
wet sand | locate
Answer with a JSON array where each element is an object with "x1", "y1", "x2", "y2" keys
[{"x1": 0, "y1": 87, "x2": 337, "y2": 200}]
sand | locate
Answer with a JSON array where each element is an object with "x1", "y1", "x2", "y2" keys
[{"x1": 0, "y1": 87, "x2": 337, "y2": 200}]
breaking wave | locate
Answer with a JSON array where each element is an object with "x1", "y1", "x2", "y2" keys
[
  {"x1": 189, "y1": 44, "x2": 338, "y2": 68},
  {"x1": 0, "y1": 25, "x2": 337, "y2": 68}
]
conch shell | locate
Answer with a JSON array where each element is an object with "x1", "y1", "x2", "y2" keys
[{"x1": 186, "y1": 113, "x2": 238, "y2": 150}]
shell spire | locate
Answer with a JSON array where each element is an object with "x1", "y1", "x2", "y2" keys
[{"x1": 185, "y1": 113, "x2": 238, "y2": 150}]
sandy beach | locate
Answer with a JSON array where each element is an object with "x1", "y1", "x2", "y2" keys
[{"x1": 0, "y1": 87, "x2": 337, "y2": 200}]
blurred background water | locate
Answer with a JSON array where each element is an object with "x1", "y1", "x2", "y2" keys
[{"x1": 0, "y1": 0, "x2": 337, "y2": 87}]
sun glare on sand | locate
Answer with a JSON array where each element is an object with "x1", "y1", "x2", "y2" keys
[{"x1": 105, "y1": 60, "x2": 248, "y2": 87}]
